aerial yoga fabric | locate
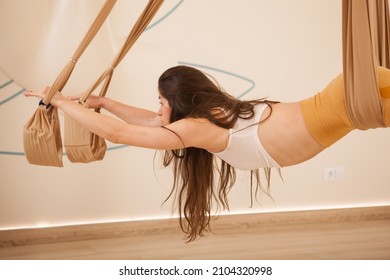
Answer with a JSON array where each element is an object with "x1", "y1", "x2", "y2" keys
[
  {"x1": 64, "y1": 0, "x2": 164, "y2": 163},
  {"x1": 23, "y1": 0, "x2": 164, "y2": 167},
  {"x1": 342, "y1": 0, "x2": 390, "y2": 129},
  {"x1": 23, "y1": 0, "x2": 117, "y2": 167}
]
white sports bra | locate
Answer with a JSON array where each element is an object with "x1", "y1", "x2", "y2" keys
[{"x1": 209, "y1": 103, "x2": 281, "y2": 170}]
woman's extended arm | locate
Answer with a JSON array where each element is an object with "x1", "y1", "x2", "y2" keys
[
  {"x1": 60, "y1": 98, "x2": 181, "y2": 149},
  {"x1": 72, "y1": 95, "x2": 161, "y2": 126},
  {"x1": 24, "y1": 89, "x2": 224, "y2": 151}
]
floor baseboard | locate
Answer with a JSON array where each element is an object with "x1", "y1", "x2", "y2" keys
[{"x1": 1, "y1": 206, "x2": 389, "y2": 248}]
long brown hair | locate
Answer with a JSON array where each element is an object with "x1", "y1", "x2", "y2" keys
[{"x1": 158, "y1": 65, "x2": 274, "y2": 241}]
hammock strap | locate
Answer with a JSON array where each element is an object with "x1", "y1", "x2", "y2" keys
[
  {"x1": 42, "y1": 0, "x2": 117, "y2": 105},
  {"x1": 342, "y1": 0, "x2": 390, "y2": 129},
  {"x1": 79, "y1": 0, "x2": 165, "y2": 104}
]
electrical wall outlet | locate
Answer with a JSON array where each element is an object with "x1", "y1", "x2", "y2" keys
[{"x1": 323, "y1": 167, "x2": 344, "y2": 181}]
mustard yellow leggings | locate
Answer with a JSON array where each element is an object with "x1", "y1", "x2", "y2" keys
[{"x1": 301, "y1": 67, "x2": 390, "y2": 147}]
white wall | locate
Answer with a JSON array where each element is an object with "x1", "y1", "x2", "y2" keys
[{"x1": 0, "y1": 0, "x2": 389, "y2": 230}]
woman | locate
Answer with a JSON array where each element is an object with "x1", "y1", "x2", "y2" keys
[{"x1": 25, "y1": 65, "x2": 390, "y2": 241}]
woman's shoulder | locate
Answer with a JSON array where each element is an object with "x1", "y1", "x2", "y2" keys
[
  {"x1": 166, "y1": 117, "x2": 229, "y2": 151},
  {"x1": 167, "y1": 117, "x2": 223, "y2": 136}
]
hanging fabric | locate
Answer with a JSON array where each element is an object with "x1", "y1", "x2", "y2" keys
[
  {"x1": 23, "y1": 0, "x2": 117, "y2": 167},
  {"x1": 342, "y1": 0, "x2": 390, "y2": 130},
  {"x1": 64, "y1": 0, "x2": 164, "y2": 163}
]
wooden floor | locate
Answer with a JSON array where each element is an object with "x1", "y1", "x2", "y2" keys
[{"x1": 0, "y1": 206, "x2": 389, "y2": 260}]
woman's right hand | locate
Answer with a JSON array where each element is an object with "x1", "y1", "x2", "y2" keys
[{"x1": 69, "y1": 94, "x2": 104, "y2": 109}]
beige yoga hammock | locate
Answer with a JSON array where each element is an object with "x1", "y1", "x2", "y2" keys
[
  {"x1": 23, "y1": 0, "x2": 164, "y2": 167},
  {"x1": 342, "y1": 0, "x2": 390, "y2": 130}
]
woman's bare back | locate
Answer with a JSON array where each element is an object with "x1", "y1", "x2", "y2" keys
[{"x1": 258, "y1": 102, "x2": 325, "y2": 167}]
